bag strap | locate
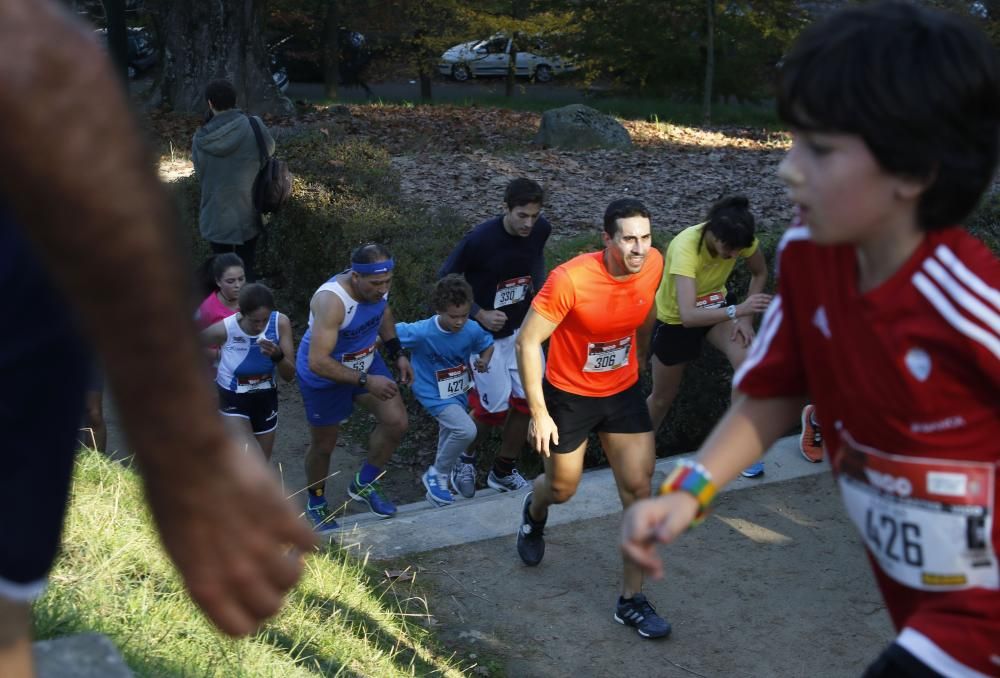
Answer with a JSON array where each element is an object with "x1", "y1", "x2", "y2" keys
[{"x1": 245, "y1": 114, "x2": 270, "y2": 168}]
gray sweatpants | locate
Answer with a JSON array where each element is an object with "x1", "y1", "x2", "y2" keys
[{"x1": 431, "y1": 404, "x2": 477, "y2": 475}]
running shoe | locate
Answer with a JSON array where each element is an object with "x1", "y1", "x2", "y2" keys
[
  {"x1": 450, "y1": 461, "x2": 477, "y2": 499},
  {"x1": 614, "y1": 593, "x2": 672, "y2": 639},
  {"x1": 305, "y1": 500, "x2": 340, "y2": 534},
  {"x1": 348, "y1": 473, "x2": 397, "y2": 518},
  {"x1": 799, "y1": 404, "x2": 824, "y2": 463},
  {"x1": 516, "y1": 491, "x2": 546, "y2": 566},
  {"x1": 487, "y1": 468, "x2": 529, "y2": 492},
  {"x1": 741, "y1": 461, "x2": 765, "y2": 478},
  {"x1": 422, "y1": 468, "x2": 455, "y2": 507}
]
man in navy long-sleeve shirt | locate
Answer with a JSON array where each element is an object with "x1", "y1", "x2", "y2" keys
[{"x1": 438, "y1": 178, "x2": 550, "y2": 497}]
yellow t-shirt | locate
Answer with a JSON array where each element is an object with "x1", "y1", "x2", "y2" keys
[{"x1": 654, "y1": 223, "x2": 759, "y2": 325}]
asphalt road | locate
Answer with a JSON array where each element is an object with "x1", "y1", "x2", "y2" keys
[{"x1": 286, "y1": 76, "x2": 593, "y2": 105}]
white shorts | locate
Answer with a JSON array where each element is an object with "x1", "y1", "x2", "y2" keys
[{"x1": 469, "y1": 329, "x2": 544, "y2": 414}]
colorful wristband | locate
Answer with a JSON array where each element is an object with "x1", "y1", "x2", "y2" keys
[{"x1": 657, "y1": 459, "x2": 717, "y2": 526}]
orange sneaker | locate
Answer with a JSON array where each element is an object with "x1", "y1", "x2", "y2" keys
[{"x1": 799, "y1": 404, "x2": 824, "y2": 463}]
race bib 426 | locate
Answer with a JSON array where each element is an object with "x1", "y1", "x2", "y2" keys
[{"x1": 837, "y1": 440, "x2": 997, "y2": 592}]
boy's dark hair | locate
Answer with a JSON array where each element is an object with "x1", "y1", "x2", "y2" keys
[
  {"x1": 350, "y1": 242, "x2": 392, "y2": 265},
  {"x1": 238, "y1": 283, "x2": 275, "y2": 315},
  {"x1": 603, "y1": 198, "x2": 651, "y2": 237},
  {"x1": 432, "y1": 274, "x2": 473, "y2": 311},
  {"x1": 205, "y1": 79, "x2": 237, "y2": 110},
  {"x1": 700, "y1": 195, "x2": 755, "y2": 251},
  {"x1": 777, "y1": 1, "x2": 1000, "y2": 230},
  {"x1": 504, "y1": 178, "x2": 545, "y2": 209}
]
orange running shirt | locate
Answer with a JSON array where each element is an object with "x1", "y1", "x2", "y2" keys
[{"x1": 531, "y1": 249, "x2": 663, "y2": 397}]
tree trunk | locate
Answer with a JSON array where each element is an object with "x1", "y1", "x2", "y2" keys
[
  {"x1": 103, "y1": 0, "x2": 128, "y2": 85},
  {"x1": 506, "y1": 34, "x2": 518, "y2": 98},
  {"x1": 321, "y1": 0, "x2": 339, "y2": 100},
  {"x1": 702, "y1": 0, "x2": 715, "y2": 124},
  {"x1": 148, "y1": 0, "x2": 291, "y2": 114},
  {"x1": 419, "y1": 64, "x2": 433, "y2": 101}
]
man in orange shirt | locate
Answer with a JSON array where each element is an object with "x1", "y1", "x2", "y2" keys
[{"x1": 514, "y1": 198, "x2": 669, "y2": 638}]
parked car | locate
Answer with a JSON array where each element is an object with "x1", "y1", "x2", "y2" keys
[{"x1": 438, "y1": 35, "x2": 575, "y2": 83}]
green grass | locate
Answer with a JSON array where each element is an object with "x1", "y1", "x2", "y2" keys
[
  {"x1": 33, "y1": 451, "x2": 470, "y2": 678},
  {"x1": 313, "y1": 90, "x2": 781, "y2": 128}
]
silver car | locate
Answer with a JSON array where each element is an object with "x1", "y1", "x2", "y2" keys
[{"x1": 438, "y1": 35, "x2": 575, "y2": 83}]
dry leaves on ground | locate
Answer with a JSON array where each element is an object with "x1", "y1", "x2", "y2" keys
[
  {"x1": 150, "y1": 102, "x2": 795, "y2": 235},
  {"x1": 392, "y1": 146, "x2": 793, "y2": 238}
]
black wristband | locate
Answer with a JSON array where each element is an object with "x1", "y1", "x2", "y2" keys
[
  {"x1": 269, "y1": 350, "x2": 285, "y2": 363},
  {"x1": 384, "y1": 337, "x2": 403, "y2": 360}
]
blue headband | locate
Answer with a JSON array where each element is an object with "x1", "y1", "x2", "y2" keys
[{"x1": 351, "y1": 259, "x2": 394, "y2": 276}]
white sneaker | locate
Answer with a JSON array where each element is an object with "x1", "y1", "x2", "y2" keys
[{"x1": 487, "y1": 468, "x2": 529, "y2": 492}]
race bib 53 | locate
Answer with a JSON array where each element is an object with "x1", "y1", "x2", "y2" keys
[{"x1": 341, "y1": 344, "x2": 376, "y2": 373}]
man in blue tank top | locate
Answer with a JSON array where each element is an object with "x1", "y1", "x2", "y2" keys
[
  {"x1": 0, "y1": 3, "x2": 315, "y2": 675},
  {"x1": 296, "y1": 243, "x2": 414, "y2": 532}
]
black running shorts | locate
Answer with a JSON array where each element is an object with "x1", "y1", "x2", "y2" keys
[
  {"x1": 862, "y1": 643, "x2": 943, "y2": 678},
  {"x1": 542, "y1": 380, "x2": 653, "y2": 454},
  {"x1": 651, "y1": 293, "x2": 737, "y2": 366},
  {"x1": 218, "y1": 385, "x2": 279, "y2": 434}
]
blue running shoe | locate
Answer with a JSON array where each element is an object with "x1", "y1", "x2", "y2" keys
[
  {"x1": 422, "y1": 468, "x2": 454, "y2": 507},
  {"x1": 305, "y1": 501, "x2": 340, "y2": 534},
  {"x1": 348, "y1": 473, "x2": 397, "y2": 518},
  {"x1": 741, "y1": 461, "x2": 765, "y2": 478},
  {"x1": 614, "y1": 593, "x2": 672, "y2": 639}
]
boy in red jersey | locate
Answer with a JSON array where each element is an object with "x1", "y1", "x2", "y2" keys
[
  {"x1": 622, "y1": 2, "x2": 1000, "y2": 674},
  {"x1": 516, "y1": 198, "x2": 670, "y2": 639}
]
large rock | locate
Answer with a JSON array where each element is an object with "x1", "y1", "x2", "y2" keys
[
  {"x1": 533, "y1": 104, "x2": 633, "y2": 150},
  {"x1": 34, "y1": 633, "x2": 133, "y2": 678}
]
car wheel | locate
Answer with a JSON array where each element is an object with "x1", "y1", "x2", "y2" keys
[
  {"x1": 452, "y1": 64, "x2": 471, "y2": 82},
  {"x1": 534, "y1": 65, "x2": 553, "y2": 83}
]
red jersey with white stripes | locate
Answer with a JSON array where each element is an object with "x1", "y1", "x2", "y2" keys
[{"x1": 736, "y1": 226, "x2": 1000, "y2": 677}]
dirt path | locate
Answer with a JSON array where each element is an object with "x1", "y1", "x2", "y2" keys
[
  {"x1": 393, "y1": 474, "x2": 895, "y2": 678},
  {"x1": 103, "y1": 381, "x2": 432, "y2": 511}
]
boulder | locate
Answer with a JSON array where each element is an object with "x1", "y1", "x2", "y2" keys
[
  {"x1": 34, "y1": 633, "x2": 133, "y2": 678},
  {"x1": 533, "y1": 104, "x2": 632, "y2": 150}
]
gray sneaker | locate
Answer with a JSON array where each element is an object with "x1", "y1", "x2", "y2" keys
[
  {"x1": 449, "y1": 461, "x2": 476, "y2": 499},
  {"x1": 487, "y1": 468, "x2": 529, "y2": 492}
]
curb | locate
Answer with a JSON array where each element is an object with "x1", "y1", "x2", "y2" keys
[{"x1": 327, "y1": 435, "x2": 828, "y2": 560}]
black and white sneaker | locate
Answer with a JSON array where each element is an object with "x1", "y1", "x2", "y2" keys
[
  {"x1": 516, "y1": 491, "x2": 546, "y2": 566},
  {"x1": 614, "y1": 593, "x2": 672, "y2": 639}
]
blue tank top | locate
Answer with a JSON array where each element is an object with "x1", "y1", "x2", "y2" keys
[
  {"x1": 295, "y1": 274, "x2": 387, "y2": 387},
  {"x1": 216, "y1": 311, "x2": 279, "y2": 393}
]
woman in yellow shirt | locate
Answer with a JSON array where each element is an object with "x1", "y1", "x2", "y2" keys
[{"x1": 647, "y1": 195, "x2": 772, "y2": 476}]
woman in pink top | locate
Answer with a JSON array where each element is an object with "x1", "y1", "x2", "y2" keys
[{"x1": 196, "y1": 253, "x2": 244, "y2": 367}]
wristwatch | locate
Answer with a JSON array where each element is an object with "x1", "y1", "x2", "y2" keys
[
  {"x1": 726, "y1": 305, "x2": 737, "y2": 320},
  {"x1": 357, "y1": 371, "x2": 368, "y2": 387}
]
